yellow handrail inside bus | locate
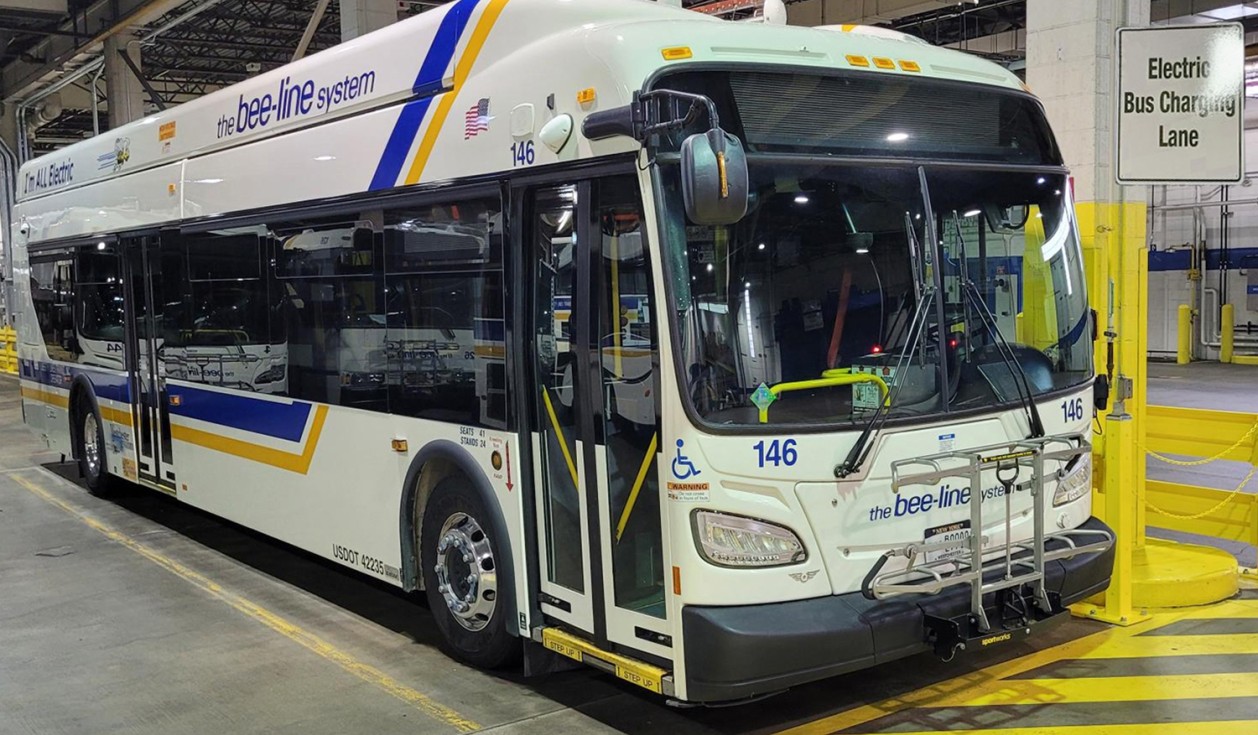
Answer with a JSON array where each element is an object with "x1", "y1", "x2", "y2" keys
[
  {"x1": 540, "y1": 387, "x2": 580, "y2": 488},
  {"x1": 615, "y1": 432, "x2": 658, "y2": 543},
  {"x1": 759, "y1": 372, "x2": 890, "y2": 424}
]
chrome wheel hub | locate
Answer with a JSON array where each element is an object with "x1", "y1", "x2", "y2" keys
[
  {"x1": 434, "y1": 512, "x2": 497, "y2": 631},
  {"x1": 82, "y1": 413, "x2": 100, "y2": 477}
]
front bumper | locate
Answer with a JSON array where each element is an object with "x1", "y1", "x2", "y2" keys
[{"x1": 680, "y1": 516, "x2": 1114, "y2": 703}]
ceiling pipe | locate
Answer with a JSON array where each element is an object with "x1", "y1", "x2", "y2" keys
[{"x1": 14, "y1": 0, "x2": 232, "y2": 160}]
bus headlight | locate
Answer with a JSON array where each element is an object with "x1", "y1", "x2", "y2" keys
[
  {"x1": 255, "y1": 364, "x2": 286, "y2": 384},
  {"x1": 1052, "y1": 454, "x2": 1092, "y2": 507},
  {"x1": 692, "y1": 510, "x2": 807, "y2": 567}
]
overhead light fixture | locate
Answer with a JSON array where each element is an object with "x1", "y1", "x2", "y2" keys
[
  {"x1": 758, "y1": 243, "x2": 766, "y2": 250},
  {"x1": 794, "y1": 194, "x2": 810, "y2": 204},
  {"x1": 855, "y1": 247, "x2": 870, "y2": 254},
  {"x1": 886, "y1": 132, "x2": 909, "y2": 142},
  {"x1": 963, "y1": 209, "x2": 981, "y2": 218}
]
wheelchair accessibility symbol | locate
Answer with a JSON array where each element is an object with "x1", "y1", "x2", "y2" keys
[{"x1": 671, "y1": 439, "x2": 702, "y2": 480}]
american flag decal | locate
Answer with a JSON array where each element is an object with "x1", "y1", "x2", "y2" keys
[{"x1": 464, "y1": 98, "x2": 490, "y2": 139}]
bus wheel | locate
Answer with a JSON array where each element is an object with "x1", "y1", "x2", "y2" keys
[
  {"x1": 76, "y1": 397, "x2": 114, "y2": 497},
  {"x1": 421, "y1": 477, "x2": 517, "y2": 668}
]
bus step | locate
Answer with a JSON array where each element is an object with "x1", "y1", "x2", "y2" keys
[{"x1": 537, "y1": 627, "x2": 674, "y2": 696}]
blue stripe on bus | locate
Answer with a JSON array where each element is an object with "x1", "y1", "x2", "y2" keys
[
  {"x1": 20, "y1": 358, "x2": 131, "y2": 403},
  {"x1": 369, "y1": 0, "x2": 481, "y2": 191},
  {"x1": 474, "y1": 318, "x2": 505, "y2": 340},
  {"x1": 167, "y1": 384, "x2": 312, "y2": 443}
]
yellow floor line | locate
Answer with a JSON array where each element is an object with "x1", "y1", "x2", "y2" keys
[
  {"x1": 858, "y1": 721, "x2": 1258, "y2": 735},
  {"x1": 935, "y1": 672, "x2": 1258, "y2": 707},
  {"x1": 1078, "y1": 633, "x2": 1258, "y2": 658},
  {"x1": 10, "y1": 472, "x2": 482, "y2": 734},
  {"x1": 777, "y1": 600, "x2": 1258, "y2": 735}
]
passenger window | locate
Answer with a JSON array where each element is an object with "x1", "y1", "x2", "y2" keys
[
  {"x1": 174, "y1": 232, "x2": 285, "y2": 392},
  {"x1": 383, "y1": 196, "x2": 507, "y2": 428},
  {"x1": 273, "y1": 221, "x2": 384, "y2": 410},
  {"x1": 74, "y1": 246, "x2": 125, "y2": 368},
  {"x1": 30, "y1": 255, "x2": 77, "y2": 363}
]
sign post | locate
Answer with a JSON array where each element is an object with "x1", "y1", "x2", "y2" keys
[{"x1": 1116, "y1": 23, "x2": 1244, "y2": 185}]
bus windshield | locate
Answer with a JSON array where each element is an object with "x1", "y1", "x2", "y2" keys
[{"x1": 654, "y1": 73, "x2": 1090, "y2": 429}]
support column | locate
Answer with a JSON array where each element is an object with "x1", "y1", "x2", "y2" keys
[
  {"x1": 0, "y1": 102, "x2": 16, "y2": 325},
  {"x1": 1029, "y1": 0, "x2": 1236, "y2": 623},
  {"x1": 104, "y1": 32, "x2": 145, "y2": 129},
  {"x1": 339, "y1": 0, "x2": 398, "y2": 42}
]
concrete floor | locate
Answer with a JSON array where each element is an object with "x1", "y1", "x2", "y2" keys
[{"x1": 2, "y1": 365, "x2": 1255, "y2": 734}]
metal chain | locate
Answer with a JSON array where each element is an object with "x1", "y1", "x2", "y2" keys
[
  {"x1": 1140, "y1": 420, "x2": 1258, "y2": 467},
  {"x1": 1146, "y1": 463, "x2": 1258, "y2": 521}
]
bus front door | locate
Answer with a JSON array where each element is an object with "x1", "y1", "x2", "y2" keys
[
  {"x1": 524, "y1": 176, "x2": 669, "y2": 661},
  {"x1": 124, "y1": 235, "x2": 177, "y2": 492}
]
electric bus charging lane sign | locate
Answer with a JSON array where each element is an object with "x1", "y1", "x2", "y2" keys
[{"x1": 1116, "y1": 23, "x2": 1245, "y2": 184}]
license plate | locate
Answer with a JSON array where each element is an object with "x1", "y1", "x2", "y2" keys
[{"x1": 924, "y1": 520, "x2": 971, "y2": 563}]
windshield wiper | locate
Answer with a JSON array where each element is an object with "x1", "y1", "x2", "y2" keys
[
  {"x1": 835, "y1": 286, "x2": 936, "y2": 478},
  {"x1": 835, "y1": 211, "x2": 935, "y2": 478},
  {"x1": 949, "y1": 213, "x2": 1045, "y2": 438}
]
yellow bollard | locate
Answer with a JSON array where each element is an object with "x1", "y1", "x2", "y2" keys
[
  {"x1": 1177, "y1": 304, "x2": 1192, "y2": 365},
  {"x1": 1222, "y1": 303, "x2": 1235, "y2": 364}
]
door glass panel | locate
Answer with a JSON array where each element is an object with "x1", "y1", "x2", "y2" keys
[
  {"x1": 126, "y1": 246, "x2": 153, "y2": 464},
  {"x1": 597, "y1": 178, "x2": 665, "y2": 618},
  {"x1": 532, "y1": 185, "x2": 584, "y2": 593}
]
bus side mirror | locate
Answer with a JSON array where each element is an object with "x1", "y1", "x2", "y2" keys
[{"x1": 680, "y1": 128, "x2": 748, "y2": 226}]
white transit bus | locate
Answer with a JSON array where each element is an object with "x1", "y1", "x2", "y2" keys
[{"x1": 10, "y1": 0, "x2": 1114, "y2": 702}]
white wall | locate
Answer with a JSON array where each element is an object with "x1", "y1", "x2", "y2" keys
[{"x1": 1147, "y1": 125, "x2": 1258, "y2": 358}]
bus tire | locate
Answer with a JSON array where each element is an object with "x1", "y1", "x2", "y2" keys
[
  {"x1": 420, "y1": 476, "x2": 518, "y2": 669},
  {"x1": 75, "y1": 396, "x2": 114, "y2": 497}
]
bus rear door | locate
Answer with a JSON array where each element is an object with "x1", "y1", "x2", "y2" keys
[{"x1": 124, "y1": 235, "x2": 177, "y2": 491}]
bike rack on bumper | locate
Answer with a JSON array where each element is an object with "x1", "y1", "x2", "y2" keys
[{"x1": 860, "y1": 433, "x2": 1114, "y2": 660}]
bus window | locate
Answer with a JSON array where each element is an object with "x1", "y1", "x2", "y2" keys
[
  {"x1": 75, "y1": 246, "x2": 126, "y2": 370},
  {"x1": 172, "y1": 232, "x2": 286, "y2": 393},
  {"x1": 274, "y1": 222, "x2": 383, "y2": 409},
  {"x1": 383, "y1": 196, "x2": 506, "y2": 428},
  {"x1": 30, "y1": 255, "x2": 78, "y2": 363}
]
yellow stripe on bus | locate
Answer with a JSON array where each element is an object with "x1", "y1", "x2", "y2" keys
[
  {"x1": 170, "y1": 405, "x2": 328, "y2": 474},
  {"x1": 20, "y1": 385, "x2": 69, "y2": 408},
  {"x1": 21, "y1": 385, "x2": 132, "y2": 427},
  {"x1": 99, "y1": 405, "x2": 134, "y2": 427},
  {"x1": 403, "y1": 0, "x2": 510, "y2": 184}
]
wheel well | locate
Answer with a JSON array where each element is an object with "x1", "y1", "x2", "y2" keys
[
  {"x1": 67, "y1": 379, "x2": 94, "y2": 460},
  {"x1": 410, "y1": 456, "x2": 463, "y2": 590},
  {"x1": 398, "y1": 440, "x2": 516, "y2": 633}
]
